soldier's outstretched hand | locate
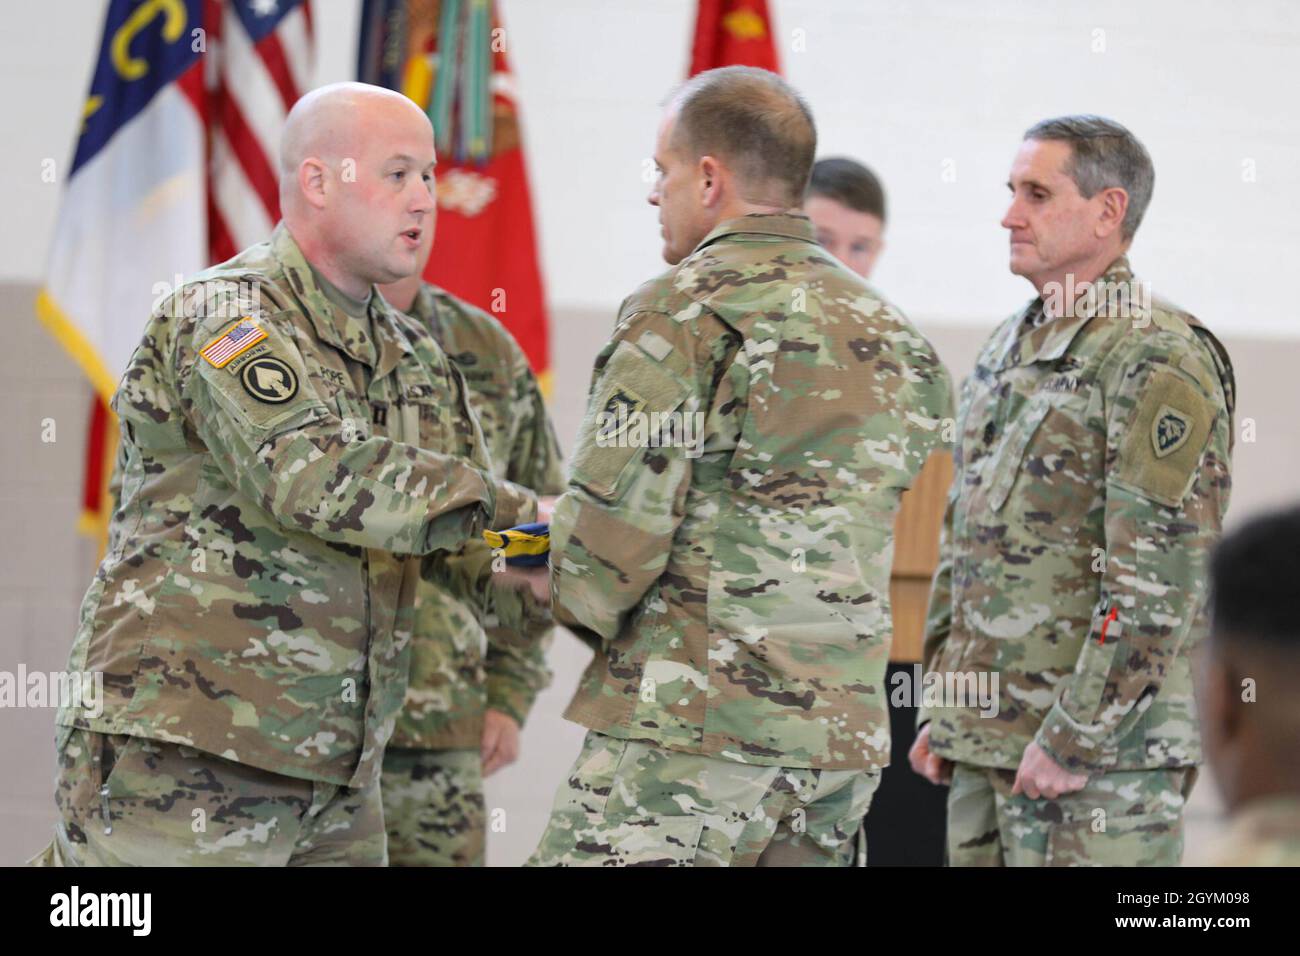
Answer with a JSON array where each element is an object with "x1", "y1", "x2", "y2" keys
[{"x1": 499, "y1": 565, "x2": 552, "y2": 604}]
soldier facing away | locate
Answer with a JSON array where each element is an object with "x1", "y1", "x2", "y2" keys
[
  {"x1": 30, "y1": 83, "x2": 547, "y2": 867},
  {"x1": 528, "y1": 66, "x2": 953, "y2": 866},
  {"x1": 376, "y1": 230, "x2": 565, "y2": 867},
  {"x1": 1192, "y1": 504, "x2": 1300, "y2": 867},
  {"x1": 909, "y1": 115, "x2": 1235, "y2": 866}
]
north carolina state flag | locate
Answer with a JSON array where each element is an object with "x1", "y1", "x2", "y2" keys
[
  {"x1": 43, "y1": 0, "x2": 315, "y2": 545},
  {"x1": 689, "y1": 0, "x2": 780, "y2": 75},
  {"x1": 358, "y1": 0, "x2": 549, "y2": 385}
]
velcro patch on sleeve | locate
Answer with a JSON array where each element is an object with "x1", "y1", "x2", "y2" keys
[
  {"x1": 200, "y1": 318, "x2": 268, "y2": 368},
  {"x1": 569, "y1": 340, "x2": 688, "y2": 501},
  {"x1": 1114, "y1": 367, "x2": 1214, "y2": 507}
]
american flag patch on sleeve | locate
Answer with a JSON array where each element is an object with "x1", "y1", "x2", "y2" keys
[{"x1": 200, "y1": 318, "x2": 268, "y2": 368}]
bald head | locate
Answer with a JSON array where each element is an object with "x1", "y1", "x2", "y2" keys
[
  {"x1": 277, "y1": 82, "x2": 437, "y2": 299},
  {"x1": 279, "y1": 82, "x2": 433, "y2": 210}
]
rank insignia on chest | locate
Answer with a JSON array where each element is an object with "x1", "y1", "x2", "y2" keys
[
  {"x1": 1152, "y1": 404, "x2": 1192, "y2": 458},
  {"x1": 200, "y1": 318, "x2": 268, "y2": 368}
]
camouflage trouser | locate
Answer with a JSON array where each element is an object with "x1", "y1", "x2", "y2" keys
[
  {"x1": 27, "y1": 728, "x2": 386, "y2": 866},
  {"x1": 528, "y1": 730, "x2": 880, "y2": 866},
  {"x1": 946, "y1": 761, "x2": 1197, "y2": 866},
  {"x1": 381, "y1": 747, "x2": 485, "y2": 867}
]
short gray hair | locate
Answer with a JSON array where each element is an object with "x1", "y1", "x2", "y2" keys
[
  {"x1": 669, "y1": 66, "x2": 816, "y2": 208},
  {"x1": 1024, "y1": 115, "x2": 1154, "y2": 240}
]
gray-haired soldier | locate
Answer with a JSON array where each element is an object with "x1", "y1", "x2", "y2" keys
[{"x1": 911, "y1": 115, "x2": 1235, "y2": 866}]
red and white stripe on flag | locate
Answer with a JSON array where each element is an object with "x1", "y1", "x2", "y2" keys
[{"x1": 37, "y1": 0, "x2": 315, "y2": 543}]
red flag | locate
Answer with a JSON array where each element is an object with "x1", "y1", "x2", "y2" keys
[{"x1": 689, "y1": 0, "x2": 780, "y2": 75}]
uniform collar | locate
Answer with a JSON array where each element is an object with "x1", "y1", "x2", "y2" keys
[
  {"x1": 372, "y1": 297, "x2": 416, "y2": 382},
  {"x1": 272, "y1": 223, "x2": 412, "y2": 372},
  {"x1": 404, "y1": 283, "x2": 445, "y2": 344},
  {"x1": 996, "y1": 254, "x2": 1136, "y2": 370},
  {"x1": 692, "y1": 212, "x2": 817, "y2": 255}
]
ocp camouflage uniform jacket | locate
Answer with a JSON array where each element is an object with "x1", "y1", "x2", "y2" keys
[
  {"x1": 920, "y1": 255, "x2": 1235, "y2": 773},
  {"x1": 551, "y1": 213, "x2": 954, "y2": 771},
  {"x1": 390, "y1": 283, "x2": 564, "y2": 750},
  {"x1": 56, "y1": 224, "x2": 536, "y2": 789}
]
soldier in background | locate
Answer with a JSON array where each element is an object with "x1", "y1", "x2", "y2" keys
[
  {"x1": 1192, "y1": 504, "x2": 1300, "y2": 866},
  {"x1": 910, "y1": 115, "x2": 1235, "y2": 866},
  {"x1": 528, "y1": 66, "x2": 952, "y2": 866},
  {"x1": 31, "y1": 83, "x2": 545, "y2": 867},
  {"x1": 377, "y1": 232, "x2": 564, "y2": 866},
  {"x1": 804, "y1": 156, "x2": 887, "y2": 279}
]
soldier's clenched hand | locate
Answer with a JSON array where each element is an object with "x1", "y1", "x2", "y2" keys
[
  {"x1": 1011, "y1": 741, "x2": 1089, "y2": 800},
  {"x1": 908, "y1": 723, "x2": 953, "y2": 786},
  {"x1": 481, "y1": 709, "x2": 521, "y2": 777}
]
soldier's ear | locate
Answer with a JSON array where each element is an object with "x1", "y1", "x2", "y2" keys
[
  {"x1": 699, "y1": 155, "x2": 722, "y2": 206},
  {"x1": 1094, "y1": 186, "x2": 1128, "y2": 239},
  {"x1": 298, "y1": 157, "x2": 329, "y2": 209}
]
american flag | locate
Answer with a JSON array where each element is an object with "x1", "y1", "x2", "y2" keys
[
  {"x1": 200, "y1": 319, "x2": 268, "y2": 367},
  {"x1": 208, "y1": 0, "x2": 316, "y2": 260},
  {"x1": 38, "y1": 0, "x2": 315, "y2": 543}
]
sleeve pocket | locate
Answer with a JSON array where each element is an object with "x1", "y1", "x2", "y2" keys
[
  {"x1": 1112, "y1": 368, "x2": 1215, "y2": 508},
  {"x1": 195, "y1": 358, "x2": 329, "y2": 443},
  {"x1": 569, "y1": 340, "x2": 688, "y2": 502}
]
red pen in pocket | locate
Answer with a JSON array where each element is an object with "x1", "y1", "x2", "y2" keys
[{"x1": 1098, "y1": 605, "x2": 1119, "y2": 645}]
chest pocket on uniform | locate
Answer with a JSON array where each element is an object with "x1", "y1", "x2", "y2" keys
[
  {"x1": 987, "y1": 400, "x2": 1052, "y2": 512},
  {"x1": 569, "y1": 339, "x2": 689, "y2": 502},
  {"x1": 987, "y1": 388, "x2": 1100, "y2": 545}
]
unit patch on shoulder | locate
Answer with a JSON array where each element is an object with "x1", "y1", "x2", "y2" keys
[
  {"x1": 1151, "y1": 404, "x2": 1192, "y2": 459},
  {"x1": 241, "y1": 357, "x2": 298, "y2": 404},
  {"x1": 1114, "y1": 367, "x2": 1215, "y2": 508},
  {"x1": 200, "y1": 318, "x2": 267, "y2": 368},
  {"x1": 599, "y1": 386, "x2": 647, "y2": 439}
]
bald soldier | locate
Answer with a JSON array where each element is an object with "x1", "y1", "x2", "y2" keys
[
  {"x1": 376, "y1": 231, "x2": 564, "y2": 866},
  {"x1": 910, "y1": 115, "x2": 1235, "y2": 866},
  {"x1": 31, "y1": 83, "x2": 547, "y2": 867},
  {"x1": 528, "y1": 66, "x2": 953, "y2": 867},
  {"x1": 1193, "y1": 505, "x2": 1300, "y2": 866}
]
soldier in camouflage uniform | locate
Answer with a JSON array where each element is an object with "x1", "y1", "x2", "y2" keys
[
  {"x1": 29, "y1": 84, "x2": 542, "y2": 866},
  {"x1": 910, "y1": 116, "x2": 1235, "y2": 866},
  {"x1": 376, "y1": 235, "x2": 564, "y2": 867},
  {"x1": 1192, "y1": 505, "x2": 1300, "y2": 867},
  {"x1": 528, "y1": 67, "x2": 953, "y2": 867}
]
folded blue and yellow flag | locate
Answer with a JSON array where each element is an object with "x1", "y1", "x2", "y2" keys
[{"x1": 483, "y1": 522, "x2": 550, "y2": 567}]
